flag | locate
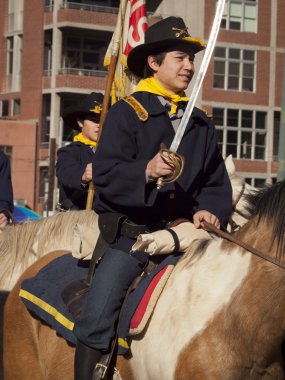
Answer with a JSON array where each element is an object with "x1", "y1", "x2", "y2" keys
[
  {"x1": 123, "y1": 0, "x2": 148, "y2": 57},
  {"x1": 104, "y1": 0, "x2": 148, "y2": 104}
]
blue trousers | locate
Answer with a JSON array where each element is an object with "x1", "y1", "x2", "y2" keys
[{"x1": 73, "y1": 247, "x2": 148, "y2": 350}]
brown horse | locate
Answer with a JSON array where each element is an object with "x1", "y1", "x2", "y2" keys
[{"x1": 4, "y1": 181, "x2": 285, "y2": 379}]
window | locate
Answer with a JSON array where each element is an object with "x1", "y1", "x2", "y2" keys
[
  {"x1": 8, "y1": 0, "x2": 24, "y2": 32},
  {"x1": 7, "y1": 37, "x2": 14, "y2": 75},
  {"x1": 213, "y1": 107, "x2": 266, "y2": 160},
  {"x1": 12, "y1": 98, "x2": 21, "y2": 116},
  {"x1": 0, "y1": 100, "x2": 9, "y2": 117},
  {"x1": 214, "y1": 47, "x2": 255, "y2": 92},
  {"x1": 245, "y1": 177, "x2": 266, "y2": 188},
  {"x1": 273, "y1": 111, "x2": 280, "y2": 160},
  {"x1": 220, "y1": 0, "x2": 258, "y2": 33},
  {"x1": 62, "y1": 36, "x2": 108, "y2": 72},
  {"x1": 41, "y1": 95, "x2": 51, "y2": 144},
  {"x1": 39, "y1": 166, "x2": 49, "y2": 205},
  {"x1": 44, "y1": 30, "x2": 52, "y2": 73},
  {"x1": 6, "y1": 35, "x2": 22, "y2": 91}
]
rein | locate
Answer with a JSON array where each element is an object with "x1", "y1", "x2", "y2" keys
[{"x1": 203, "y1": 221, "x2": 285, "y2": 270}]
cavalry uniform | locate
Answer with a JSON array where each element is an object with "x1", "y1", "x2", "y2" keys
[
  {"x1": 0, "y1": 152, "x2": 14, "y2": 217},
  {"x1": 74, "y1": 92, "x2": 232, "y2": 350},
  {"x1": 56, "y1": 92, "x2": 103, "y2": 211},
  {"x1": 93, "y1": 92, "x2": 231, "y2": 227},
  {"x1": 56, "y1": 142, "x2": 95, "y2": 210}
]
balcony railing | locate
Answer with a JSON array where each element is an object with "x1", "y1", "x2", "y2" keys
[
  {"x1": 43, "y1": 68, "x2": 108, "y2": 77},
  {"x1": 61, "y1": 2, "x2": 119, "y2": 13},
  {"x1": 45, "y1": 1, "x2": 119, "y2": 14}
]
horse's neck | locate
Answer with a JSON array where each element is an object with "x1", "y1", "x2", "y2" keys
[
  {"x1": 131, "y1": 234, "x2": 285, "y2": 379},
  {"x1": 219, "y1": 222, "x2": 285, "y2": 346}
]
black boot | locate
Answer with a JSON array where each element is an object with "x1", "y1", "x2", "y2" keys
[{"x1": 74, "y1": 340, "x2": 102, "y2": 380}]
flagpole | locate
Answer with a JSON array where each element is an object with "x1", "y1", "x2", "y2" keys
[{"x1": 85, "y1": 0, "x2": 128, "y2": 210}]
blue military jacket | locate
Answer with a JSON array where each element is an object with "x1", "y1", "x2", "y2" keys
[
  {"x1": 0, "y1": 152, "x2": 14, "y2": 215},
  {"x1": 56, "y1": 142, "x2": 95, "y2": 210},
  {"x1": 93, "y1": 92, "x2": 232, "y2": 229}
]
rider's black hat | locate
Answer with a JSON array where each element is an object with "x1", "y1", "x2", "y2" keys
[
  {"x1": 127, "y1": 16, "x2": 206, "y2": 78},
  {"x1": 62, "y1": 92, "x2": 104, "y2": 130}
]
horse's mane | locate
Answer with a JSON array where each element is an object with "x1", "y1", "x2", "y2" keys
[
  {"x1": 0, "y1": 210, "x2": 97, "y2": 289},
  {"x1": 244, "y1": 181, "x2": 285, "y2": 259}
]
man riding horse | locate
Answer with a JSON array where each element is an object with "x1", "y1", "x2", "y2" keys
[{"x1": 73, "y1": 16, "x2": 233, "y2": 380}]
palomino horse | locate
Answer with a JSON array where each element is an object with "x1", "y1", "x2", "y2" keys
[
  {"x1": 0, "y1": 209, "x2": 99, "y2": 290},
  {"x1": 4, "y1": 181, "x2": 285, "y2": 379},
  {"x1": 0, "y1": 155, "x2": 250, "y2": 291}
]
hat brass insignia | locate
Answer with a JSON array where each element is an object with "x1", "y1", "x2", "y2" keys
[
  {"x1": 172, "y1": 27, "x2": 190, "y2": 38},
  {"x1": 89, "y1": 102, "x2": 103, "y2": 114}
]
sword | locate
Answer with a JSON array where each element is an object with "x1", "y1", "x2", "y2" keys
[{"x1": 156, "y1": 0, "x2": 226, "y2": 189}]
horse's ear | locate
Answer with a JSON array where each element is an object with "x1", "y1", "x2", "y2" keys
[{"x1": 225, "y1": 155, "x2": 236, "y2": 177}]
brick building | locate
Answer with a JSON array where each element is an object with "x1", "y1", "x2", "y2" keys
[{"x1": 0, "y1": 0, "x2": 284, "y2": 213}]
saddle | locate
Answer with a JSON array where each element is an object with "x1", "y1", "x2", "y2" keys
[{"x1": 19, "y1": 252, "x2": 180, "y2": 378}]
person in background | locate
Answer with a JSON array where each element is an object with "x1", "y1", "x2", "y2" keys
[
  {"x1": 0, "y1": 151, "x2": 14, "y2": 228},
  {"x1": 56, "y1": 92, "x2": 104, "y2": 211},
  {"x1": 73, "y1": 17, "x2": 233, "y2": 379}
]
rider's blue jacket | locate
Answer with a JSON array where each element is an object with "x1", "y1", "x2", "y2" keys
[
  {"x1": 56, "y1": 142, "x2": 95, "y2": 210},
  {"x1": 93, "y1": 92, "x2": 232, "y2": 229}
]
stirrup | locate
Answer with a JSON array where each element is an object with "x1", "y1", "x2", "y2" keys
[{"x1": 156, "y1": 143, "x2": 184, "y2": 189}]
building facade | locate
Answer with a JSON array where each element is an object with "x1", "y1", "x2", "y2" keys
[{"x1": 0, "y1": 0, "x2": 284, "y2": 213}]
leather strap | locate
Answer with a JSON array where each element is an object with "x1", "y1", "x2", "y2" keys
[
  {"x1": 203, "y1": 221, "x2": 285, "y2": 270},
  {"x1": 165, "y1": 228, "x2": 180, "y2": 252},
  {"x1": 86, "y1": 234, "x2": 109, "y2": 285}
]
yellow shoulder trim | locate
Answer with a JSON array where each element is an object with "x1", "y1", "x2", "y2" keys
[{"x1": 123, "y1": 96, "x2": 148, "y2": 122}]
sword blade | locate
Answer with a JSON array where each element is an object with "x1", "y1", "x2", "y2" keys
[{"x1": 169, "y1": 0, "x2": 226, "y2": 153}]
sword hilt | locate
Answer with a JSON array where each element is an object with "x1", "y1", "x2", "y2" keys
[{"x1": 156, "y1": 144, "x2": 184, "y2": 190}]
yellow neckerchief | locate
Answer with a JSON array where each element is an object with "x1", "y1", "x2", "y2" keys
[
  {"x1": 134, "y1": 77, "x2": 189, "y2": 115},
  {"x1": 73, "y1": 132, "x2": 97, "y2": 148}
]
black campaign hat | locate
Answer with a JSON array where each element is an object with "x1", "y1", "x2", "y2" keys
[
  {"x1": 127, "y1": 16, "x2": 206, "y2": 78},
  {"x1": 62, "y1": 92, "x2": 104, "y2": 130}
]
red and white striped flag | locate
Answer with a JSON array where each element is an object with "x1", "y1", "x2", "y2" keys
[
  {"x1": 104, "y1": 0, "x2": 147, "y2": 103},
  {"x1": 123, "y1": 0, "x2": 147, "y2": 57}
]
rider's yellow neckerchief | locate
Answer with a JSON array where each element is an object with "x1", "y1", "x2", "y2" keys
[
  {"x1": 134, "y1": 77, "x2": 189, "y2": 115},
  {"x1": 73, "y1": 132, "x2": 97, "y2": 148}
]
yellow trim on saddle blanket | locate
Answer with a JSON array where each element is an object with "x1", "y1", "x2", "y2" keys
[
  {"x1": 19, "y1": 288, "x2": 75, "y2": 331},
  {"x1": 123, "y1": 96, "x2": 149, "y2": 122},
  {"x1": 118, "y1": 337, "x2": 129, "y2": 350}
]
